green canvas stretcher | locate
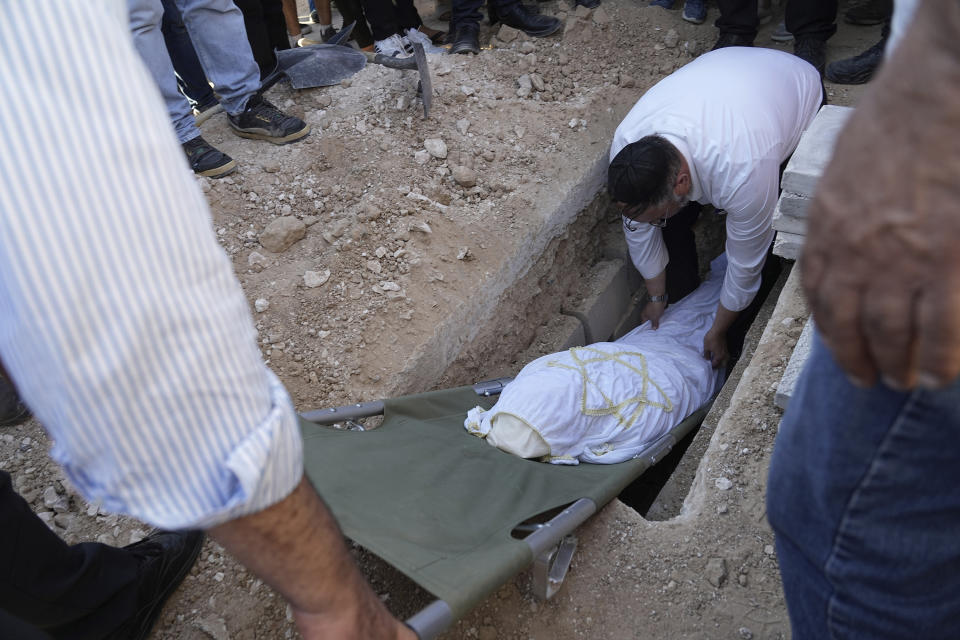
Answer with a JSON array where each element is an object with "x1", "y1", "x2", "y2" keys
[{"x1": 300, "y1": 381, "x2": 710, "y2": 639}]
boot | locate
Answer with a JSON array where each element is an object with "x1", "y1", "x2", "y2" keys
[{"x1": 495, "y1": 2, "x2": 561, "y2": 37}]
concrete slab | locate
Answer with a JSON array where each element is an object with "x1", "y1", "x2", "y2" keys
[
  {"x1": 773, "y1": 230, "x2": 805, "y2": 261},
  {"x1": 566, "y1": 259, "x2": 642, "y2": 344},
  {"x1": 781, "y1": 105, "x2": 854, "y2": 196},
  {"x1": 775, "y1": 318, "x2": 815, "y2": 410},
  {"x1": 771, "y1": 195, "x2": 809, "y2": 235}
]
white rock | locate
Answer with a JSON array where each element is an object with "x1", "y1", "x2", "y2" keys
[
  {"x1": 259, "y1": 216, "x2": 307, "y2": 253},
  {"x1": 379, "y1": 281, "x2": 401, "y2": 291},
  {"x1": 424, "y1": 138, "x2": 448, "y2": 159},
  {"x1": 456, "y1": 119, "x2": 471, "y2": 135},
  {"x1": 460, "y1": 85, "x2": 476, "y2": 96},
  {"x1": 255, "y1": 298, "x2": 270, "y2": 313},
  {"x1": 715, "y1": 477, "x2": 733, "y2": 491},
  {"x1": 366, "y1": 260, "x2": 383, "y2": 274},
  {"x1": 303, "y1": 269, "x2": 331, "y2": 288},
  {"x1": 414, "y1": 149, "x2": 431, "y2": 164}
]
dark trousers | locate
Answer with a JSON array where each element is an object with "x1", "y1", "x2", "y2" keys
[
  {"x1": 360, "y1": 0, "x2": 422, "y2": 41},
  {"x1": 160, "y1": 0, "x2": 217, "y2": 108},
  {"x1": 715, "y1": 0, "x2": 837, "y2": 41},
  {"x1": 452, "y1": 0, "x2": 518, "y2": 30},
  {"x1": 660, "y1": 203, "x2": 783, "y2": 370},
  {"x1": 334, "y1": 0, "x2": 375, "y2": 47},
  {"x1": 0, "y1": 472, "x2": 140, "y2": 640},
  {"x1": 233, "y1": 0, "x2": 290, "y2": 78}
]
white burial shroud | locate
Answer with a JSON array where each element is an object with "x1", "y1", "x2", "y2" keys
[{"x1": 464, "y1": 254, "x2": 728, "y2": 464}]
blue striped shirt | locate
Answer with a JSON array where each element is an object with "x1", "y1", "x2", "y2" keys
[{"x1": 0, "y1": 0, "x2": 303, "y2": 529}]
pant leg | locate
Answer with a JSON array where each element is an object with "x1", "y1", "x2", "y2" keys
[
  {"x1": 360, "y1": 0, "x2": 400, "y2": 40},
  {"x1": 660, "y1": 201, "x2": 703, "y2": 303},
  {"x1": 450, "y1": 0, "x2": 483, "y2": 30},
  {"x1": 128, "y1": 0, "x2": 199, "y2": 144},
  {"x1": 160, "y1": 0, "x2": 217, "y2": 109},
  {"x1": 232, "y1": 0, "x2": 286, "y2": 79},
  {"x1": 174, "y1": 0, "x2": 262, "y2": 114},
  {"x1": 714, "y1": 0, "x2": 758, "y2": 38},
  {"x1": 333, "y1": 0, "x2": 374, "y2": 47},
  {"x1": 0, "y1": 472, "x2": 141, "y2": 640},
  {"x1": 785, "y1": 0, "x2": 837, "y2": 41},
  {"x1": 394, "y1": 0, "x2": 423, "y2": 31},
  {"x1": 768, "y1": 333, "x2": 960, "y2": 639}
]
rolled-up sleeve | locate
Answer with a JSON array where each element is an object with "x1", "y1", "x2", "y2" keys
[
  {"x1": 0, "y1": 1, "x2": 302, "y2": 530},
  {"x1": 624, "y1": 221, "x2": 669, "y2": 281}
]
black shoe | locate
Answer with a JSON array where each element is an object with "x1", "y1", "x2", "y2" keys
[
  {"x1": 449, "y1": 22, "x2": 480, "y2": 54},
  {"x1": 844, "y1": 0, "x2": 892, "y2": 25},
  {"x1": 711, "y1": 31, "x2": 754, "y2": 50},
  {"x1": 182, "y1": 136, "x2": 236, "y2": 178},
  {"x1": 826, "y1": 36, "x2": 885, "y2": 84},
  {"x1": 496, "y1": 3, "x2": 562, "y2": 37},
  {"x1": 577, "y1": 0, "x2": 601, "y2": 8},
  {"x1": 228, "y1": 93, "x2": 311, "y2": 145},
  {"x1": 794, "y1": 36, "x2": 826, "y2": 76},
  {"x1": 0, "y1": 377, "x2": 30, "y2": 427},
  {"x1": 105, "y1": 530, "x2": 205, "y2": 640}
]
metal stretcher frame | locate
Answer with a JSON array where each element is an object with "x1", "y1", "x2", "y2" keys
[{"x1": 300, "y1": 379, "x2": 710, "y2": 640}]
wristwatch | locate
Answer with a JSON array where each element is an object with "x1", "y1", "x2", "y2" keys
[{"x1": 648, "y1": 293, "x2": 668, "y2": 303}]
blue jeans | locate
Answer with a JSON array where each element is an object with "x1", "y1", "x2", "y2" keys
[
  {"x1": 768, "y1": 331, "x2": 960, "y2": 639},
  {"x1": 128, "y1": 0, "x2": 260, "y2": 143}
]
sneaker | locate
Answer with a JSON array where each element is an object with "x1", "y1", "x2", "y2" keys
[
  {"x1": 794, "y1": 37, "x2": 826, "y2": 76},
  {"x1": 681, "y1": 0, "x2": 706, "y2": 24},
  {"x1": 404, "y1": 28, "x2": 447, "y2": 54},
  {"x1": 103, "y1": 530, "x2": 205, "y2": 640},
  {"x1": 771, "y1": 21, "x2": 793, "y2": 43},
  {"x1": 825, "y1": 36, "x2": 885, "y2": 84},
  {"x1": 0, "y1": 377, "x2": 30, "y2": 427},
  {"x1": 844, "y1": 0, "x2": 892, "y2": 25},
  {"x1": 181, "y1": 136, "x2": 236, "y2": 178},
  {"x1": 649, "y1": 0, "x2": 675, "y2": 8},
  {"x1": 374, "y1": 33, "x2": 413, "y2": 58},
  {"x1": 191, "y1": 101, "x2": 223, "y2": 125},
  {"x1": 228, "y1": 93, "x2": 311, "y2": 145},
  {"x1": 712, "y1": 32, "x2": 754, "y2": 50}
]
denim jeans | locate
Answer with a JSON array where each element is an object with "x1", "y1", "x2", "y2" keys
[
  {"x1": 768, "y1": 331, "x2": 960, "y2": 638},
  {"x1": 128, "y1": 0, "x2": 260, "y2": 143}
]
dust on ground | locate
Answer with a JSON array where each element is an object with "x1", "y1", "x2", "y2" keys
[{"x1": 1, "y1": 2, "x2": 881, "y2": 638}]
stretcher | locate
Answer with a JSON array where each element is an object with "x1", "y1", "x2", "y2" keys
[{"x1": 300, "y1": 380, "x2": 710, "y2": 639}]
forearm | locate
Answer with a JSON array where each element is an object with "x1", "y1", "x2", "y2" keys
[
  {"x1": 645, "y1": 269, "x2": 667, "y2": 298},
  {"x1": 710, "y1": 303, "x2": 739, "y2": 336},
  {"x1": 209, "y1": 475, "x2": 410, "y2": 640}
]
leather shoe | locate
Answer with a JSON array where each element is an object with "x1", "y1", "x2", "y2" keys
[
  {"x1": 449, "y1": 22, "x2": 480, "y2": 54},
  {"x1": 496, "y1": 3, "x2": 562, "y2": 37},
  {"x1": 712, "y1": 31, "x2": 754, "y2": 50},
  {"x1": 105, "y1": 530, "x2": 205, "y2": 640},
  {"x1": 826, "y1": 36, "x2": 885, "y2": 84}
]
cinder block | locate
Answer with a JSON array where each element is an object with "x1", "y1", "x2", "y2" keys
[
  {"x1": 773, "y1": 231, "x2": 804, "y2": 261},
  {"x1": 775, "y1": 319, "x2": 815, "y2": 410},
  {"x1": 772, "y1": 195, "x2": 809, "y2": 235},
  {"x1": 781, "y1": 105, "x2": 854, "y2": 196}
]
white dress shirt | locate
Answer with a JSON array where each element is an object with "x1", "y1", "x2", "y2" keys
[
  {"x1": 0, "y1": 0, "x2": 303, "y2": 530},
  {"x1": 610, "y1": 47, "x2": 822, "y2": 312}
]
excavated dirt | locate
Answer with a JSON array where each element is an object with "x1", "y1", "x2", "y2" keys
[{"x1": 1, "y1": 2, "x2": 883, "y2": 638}]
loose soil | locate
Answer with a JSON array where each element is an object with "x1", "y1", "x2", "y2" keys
[{"x1": 1, "y1": 2, "x2": 882, "y2": 638}]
